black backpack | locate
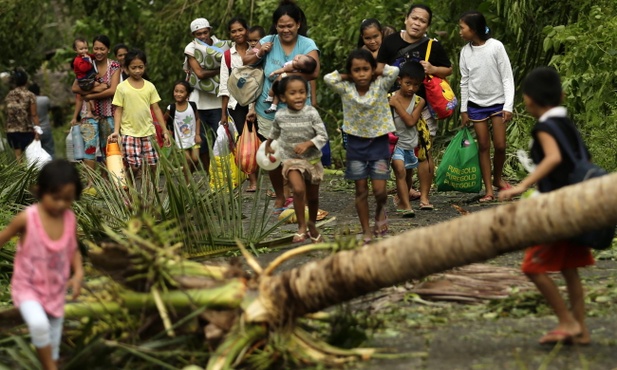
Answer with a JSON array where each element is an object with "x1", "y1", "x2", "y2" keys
[
  {"x1": 549, "y1": 120, "x2": 615, "y2": 250},
  {"x1": 166, "y1": 101, "x2": 198, "y2": 138}
]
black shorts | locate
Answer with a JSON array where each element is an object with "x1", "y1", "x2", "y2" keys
[{"x1": 6, "y1": 132, "x2": 35, "y2": 150}]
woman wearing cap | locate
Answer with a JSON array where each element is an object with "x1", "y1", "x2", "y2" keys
[
  {"x1": 184, "y1": 18, "x2": 228, "y2": 173},
  {"x1": 243, "y1": 0, "x2": 320, "y2": 211}
]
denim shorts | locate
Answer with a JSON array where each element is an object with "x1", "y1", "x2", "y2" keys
[
  {"x1": 391, "y1": 146, "x2": 419, "y2": 170},
  {"x1": 345, "y1": 159, "x2": 390, "y2": 180}
]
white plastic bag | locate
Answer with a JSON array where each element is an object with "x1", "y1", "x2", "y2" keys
[
  {"x1": 212, "y1": 120, "x2": 237, "y2": 156},
  {"x1": 25, "y1": 140, "x2": 52, "y2": 170}
]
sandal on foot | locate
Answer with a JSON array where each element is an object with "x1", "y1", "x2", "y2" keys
[
  {"x1": 419, "y1": 202, "x2": 434, "y2": 210},
  {"x1": 272, "y1": 207, "x2": 286, "y2": 215},
  {"x1": 292, "y1": 232, "x2": 307, "y2": 243},
  {"x1": 409, "y1": 189, "x2": 421, "y2": 201},
  {"x1": 283, "y1": 197, "x2": 294, "y2": 208},
  {"x1": 362, "y1": 237, "x2": 373, "y2": 246},
  {"x1": 539, "y1": 330, "x2": 575, "y2": 345},
  {"x1": 245, "y1": 186, "x2": 257, "y2": 193},
  {"x1": 374, "y1": 212, "x2": 389, "y2": 237},
  {"x1": 396, "y1": 209, "x2": 416, "y2": 218},
  {"x1": 478, "y1": 195, "x2": 495, "y2": 203},
  {"x1": 307, "y1": 231, "x2": 323, "y2": 243},
  {"x1": 265, "y1": 189, "x2": 277, "y2": 198},
  {"x1": 494, "y1": 182, "x2": 512, "y2": 191}
]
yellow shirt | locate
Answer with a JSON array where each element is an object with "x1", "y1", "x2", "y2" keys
[{"x1": 112, "y1": 80, "x2": 160, "y2": 137}]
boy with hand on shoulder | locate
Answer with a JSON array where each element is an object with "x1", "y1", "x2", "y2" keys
[
  {"x1": 389, "y1": 61, "x2": 427, "y2": 217},
  {"x1": 500, "y1": 67, "x2": 593, "y2": 345}
]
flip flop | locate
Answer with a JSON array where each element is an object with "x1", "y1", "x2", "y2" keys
[
  {"x1": 419, "y1": 202, "x2": 434, "y2": 210},
  {"x1": 272, "y1": 207, "x2": 286, "y2": 215},
  {"x1": 409, "y1": 189, "x2": 422, "y2": 201},
  {"x1": 539, "y1": 330, "x2": 575, "y2": 345},
  {"x1": 245, "y1": 186, "x2": 257, "y2": 193},
  {"x1": 266, "y1": 190, "x2": 277, "y2": 198},
  {"x1": 307, "y1": 231, "x2": 323, "y2": 243},
  {"x1": 292, "y1": 232, "x2": 307, "y2": 243},
  {"x1": 478, "y1": 195, "x2": 495, "y2": 203},
  {"x1": 496, "y1": 182, "x2": 512, "y2": 191},
  {"x1": 396, "y1": 209, "x2": 416, "y2": 218},
  {"x1": 283, "y1": 197, "x2": 294, "y2": 208}
]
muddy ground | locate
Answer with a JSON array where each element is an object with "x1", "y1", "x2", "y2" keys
[{"x1": 251, "y1": 172, "x2": 617, "y2": 370}]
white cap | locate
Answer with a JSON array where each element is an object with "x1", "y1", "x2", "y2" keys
[{"x1": 190, "y1": 18, "x2": 211, "y2": 33}]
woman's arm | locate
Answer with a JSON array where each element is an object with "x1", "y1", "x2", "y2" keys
[
  {"x1": 499, "y1": 132, "x2": 562, "y2": 200},
  {"x1": 83, "y1": 68, "x2": 121, "y2": 100},
  {"x1": 0, "y1": 212, "x2": 26, "y2": 249}
]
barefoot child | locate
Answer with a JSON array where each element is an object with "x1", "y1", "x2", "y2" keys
[
  {"x1": 0, "y1": 160, "x2": 84, "y2": 370},
  {"x1": 459, "y1": 11, "x2": 515, "y2": 202},
  {"x1": 389, "y1": 61, "x2": 431, "y2": 217},
  {"x1": 500, "y1": 67, "x2": 593, "y2": 345},
  {"x1": 164, "y1": 81, "x2": 202, "y2": 182},
  {"x1": 264, "y1": 54, "x2": 317, "y2": 114},
  {"x1": 266, "y1": 75, "x2": 328, "y2": 243},
  {"x1": 108, "y1": 49, "x2": 171, "y2": 185},
  {"x1": 324, "y1": 49, "x2": 398, "y2": 243}
]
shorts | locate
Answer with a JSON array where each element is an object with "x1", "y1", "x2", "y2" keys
[
  {"x1": 391, "y1": 146, "x2": 419, "y2": 169},
  {"x1": 521, "y1": 241, "x2": 595, "y2": 274},
  {"x1": 282, "y1": 159, "x2": 324, "y2": 185},
  {"x1": 467, "y1": 103, "x2": 504, "y2": 122},
  {"x1": 6, "y1": 132, "x2": 35, "y2": 150},
  {"x1": 122, "y1": 135, "x2": 159, "y2": 167},
  {"x1": 80, "y1": 116, "x2": 115, "y2": 160},
  {"x1": 345, "y1": 159, "x2": 390, "y2": 181},
  {"x1": 255, "y1": 115, "x2": 273, "y2": 141}
]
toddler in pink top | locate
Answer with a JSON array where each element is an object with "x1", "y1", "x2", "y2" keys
[{"x1": 0, "y1": 160, "x2": 84, "y2": 370}]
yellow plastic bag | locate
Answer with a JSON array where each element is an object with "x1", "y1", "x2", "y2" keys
[{"x1": 209, "y1": 153, "x2": 245, "y2": 189}]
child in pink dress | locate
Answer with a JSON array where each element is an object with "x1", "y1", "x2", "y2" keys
[{"x1": 0, "y1": 160, "x2": 84, "y2": 370}]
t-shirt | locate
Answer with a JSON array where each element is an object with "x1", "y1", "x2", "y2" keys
[
  {"x1": 530, "y1": 108, "x2": 589, "y2": 193},
  {"x1": 377, "y1": 32, "x2": 451, "y2": 98},
  {"x1": 459, "y1": 38, "x2": 515, "y2": 112},
  {"x1": 323, "y1": 65, "x2": 398, "y2": 138},
  {"x1": 35, "y1": 96, "x2": 51, "y2": 130},
  {"x1": 256, "y1": 35, "x2": 319, "y2": 121},
  {"x1": 4, "y1": 87, "x2": 36, "y2": 133},
  {"x1": 269, "y1": 105, "x2": 328, "y2": 162},
  {"x1": 166, "y1": 103, "x2": 198, "y2": 149},
  {"x1": 112, "y1": 80, "x2": 160, "y2": 137},
  {"x1": 392, "y1": 95, "x2": 421, "y2": 150}
]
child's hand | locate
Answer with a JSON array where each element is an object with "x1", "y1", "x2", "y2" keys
[
  {"x1": 163, "y1": 133, "x2": 171, "y2": 147},
  {"x1": 498, "y1": 184, "x2": 526, "y2": 201},
  {"x1": 260, "y1": 42, "x2": 273, "y2": 55},
  {"x1": 503, "y1": 111, "x2": 513, "y2": 123},
  {"x1": 388, "y1": 93, "x2": 399, "y2": 107},
  {"x1": 108, "y1": 132, "x2": 119, "y2": 143},
  {"x1": 294, "y1": 141, "x2": 313, "y2": 155},
  {"x1": 265, "y1": 144, "x2": 274, "y2": 155},
  {"x1": 461, "y1": 112, "x2": 470, "y2": 127},
  {"x1": 67, "y1": 275, "x2": 82, "y2": 300}
]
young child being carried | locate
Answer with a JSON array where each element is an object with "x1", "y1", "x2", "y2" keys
[
  {"x1": 389, "y1": 61, "x2": 434, "y2": 217},
  {"x1": 108, "y1": 50, "x2": 171, "y2": 186},
  {"x1": 264, "y1": 54, "x2": 317, "y2": 114},
  {"x1": 0, "y1": 160, "x2": 84, "y2": 370},
  {"x1": 324, "y1": 49, "x2": 398, "y2": 244},
  {"x1": 266, "y1": 75, "x2": 328, "y2": 243},
  {"x1": 72, "y1": 37, "x2": 100, "y2": 117},
  {"x1": 499, "y1": 67, "x2": 594, "y2": 345}
]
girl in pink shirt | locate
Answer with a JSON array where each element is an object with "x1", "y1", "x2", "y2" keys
[{"x1": 0, "y1": 160, "x2": 84, "y2": 370}]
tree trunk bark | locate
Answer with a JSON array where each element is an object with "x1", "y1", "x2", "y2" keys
[{"x1": 259, "y1": 174, "x2": 617, "y2": 321}]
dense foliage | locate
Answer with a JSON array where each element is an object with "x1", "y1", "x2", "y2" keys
[{"x1": 0, "y1": 0, "x2": 615, "y2": 170}]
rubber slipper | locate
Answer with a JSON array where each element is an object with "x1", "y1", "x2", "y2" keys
[
  {"x1": 478, "y1": 195, "x2": 495, "y2": 203},
  {"x1": 396, "y1": 209, "x2": 416, "y2": 218},
  {"x1": 419, "y1": 202, "x2": 434, "y2": 210},
  {"x1": 292, "y1": 232, "x2": 307, "y2": 243},
  {"x1": 409, "y1": 189, "x2": 422, "y2": 201},
  {"x1": 272, "y1": 207, "x2": 286, "y2": 215},
  {"x1": 245, "y1": 186, "x2": 257, "y2": 193},
  {"x1": 539, "y1": 330, "x2": 575, "y2": 345},
  {"x1": 283, "y1": 197, "x2": 294, "y2": 208},
  {"x1": 496, "y1": 182, "x2": 512, "y2": 191},
  {"x1": 266, "y1": 190, "x2": 277, "y2": 198},
  {"x1": 307, "y1": 231, "x2": 323, "y2": 244}
]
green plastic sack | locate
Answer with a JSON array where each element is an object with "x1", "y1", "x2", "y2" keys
[{"x1": 435, "y1": 128, "x2": 482, "y2": 193}]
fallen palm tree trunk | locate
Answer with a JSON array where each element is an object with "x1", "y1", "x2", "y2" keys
[{"x1": 256, "y1": 173, "x2": 617, "y2": 322}]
